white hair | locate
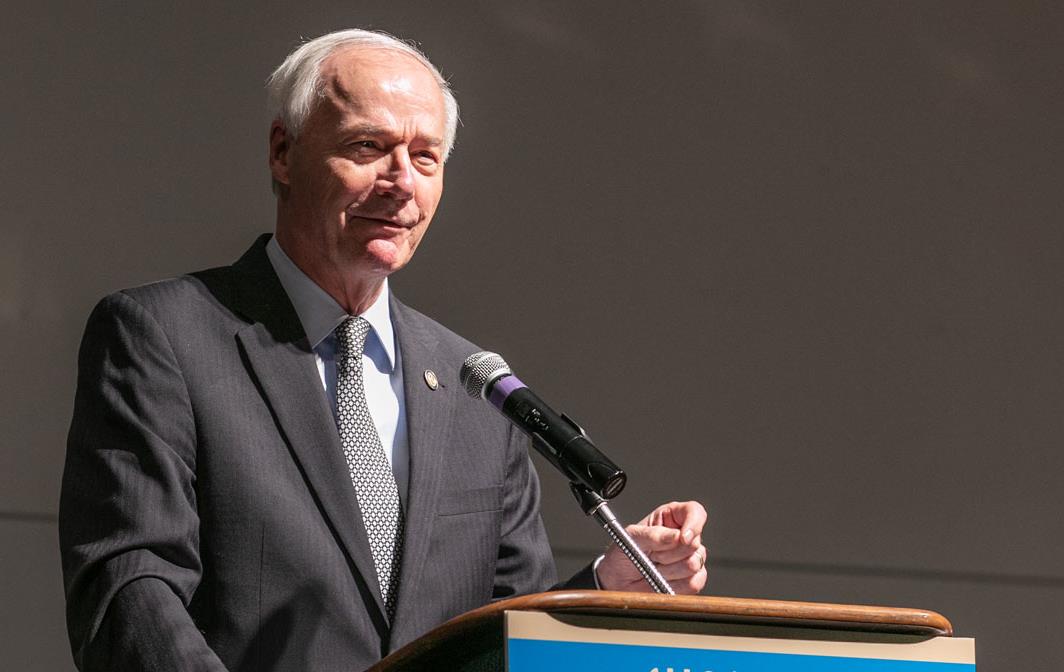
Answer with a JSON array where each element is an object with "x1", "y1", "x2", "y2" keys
[{"x1": 266, "y1": 28, "x2": 459, "y2": 159}]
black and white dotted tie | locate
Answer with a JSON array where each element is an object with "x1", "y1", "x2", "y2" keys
[{"x1": 335, "y1": 316, "x2": 404, "y2": 617}]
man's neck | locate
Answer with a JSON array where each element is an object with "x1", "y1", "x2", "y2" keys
[{"x1": 273, "y1": 229, "x2": 386, "y2": 315}]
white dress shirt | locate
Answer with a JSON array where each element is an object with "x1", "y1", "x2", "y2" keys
[{"x1": 265, "y1": 236, "x2": 409, "y2": 500}]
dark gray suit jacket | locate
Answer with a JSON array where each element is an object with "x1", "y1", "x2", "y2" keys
[{"x1": 60, "y1": 236, "x2": 591, "y2": 671}]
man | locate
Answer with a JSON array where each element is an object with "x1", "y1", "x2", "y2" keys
[{"x1": 60, "y1": 29, "x2": 708, "y2": 671}]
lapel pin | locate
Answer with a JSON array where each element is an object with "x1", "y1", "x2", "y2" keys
[{"x1": 423, "y1": 369, "x2": 439, "y2": 390}]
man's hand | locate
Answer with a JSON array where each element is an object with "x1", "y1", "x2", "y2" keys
[{"x1": 595, "y1": 501, "x2": 708, "y2": 594}]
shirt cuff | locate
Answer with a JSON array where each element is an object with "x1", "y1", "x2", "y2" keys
[{"x1": 590, "y1": 554, "x2": 606, "y2": 589}]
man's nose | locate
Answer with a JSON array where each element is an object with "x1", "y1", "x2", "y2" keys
[{"x1": 375, "y1": 149, "x2": 415, "y2": 200}]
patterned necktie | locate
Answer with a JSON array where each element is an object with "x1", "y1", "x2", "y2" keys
[{"x1": 335, "y1": 316, "x2": 404, "y2": 618}]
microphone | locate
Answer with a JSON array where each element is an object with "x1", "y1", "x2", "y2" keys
[{"x1": 459, "y1": 351, "x2": 627, "y2": 500}]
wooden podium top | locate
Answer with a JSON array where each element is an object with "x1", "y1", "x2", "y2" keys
[{"x1": 371, "y1": 591, "x2": 953, "y2": 671}]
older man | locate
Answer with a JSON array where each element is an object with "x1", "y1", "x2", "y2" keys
[{"x1": 60, "y1": 29, "x2": 707, "y2": 671}]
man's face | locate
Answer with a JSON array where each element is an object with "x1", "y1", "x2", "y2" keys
[{"x1": 271, "y1": 48, "x2": 447, "y2": 281}]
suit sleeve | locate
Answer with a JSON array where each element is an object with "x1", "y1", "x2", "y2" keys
[
  {"x1": 59, "y1": 291, "x2": 228, "y2": 671},
  {"x1": 490, "y1": 422, "x2": 599, "y2": 598},
  {"x1": 489, "y1": 422, "x2": 558, "y2": 599}
]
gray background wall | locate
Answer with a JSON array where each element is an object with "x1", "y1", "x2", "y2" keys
[{"x1": 2, "y1": 1, "x2": 1061, "y2": 669}]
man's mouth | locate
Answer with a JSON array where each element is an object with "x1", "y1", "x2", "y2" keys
[{"x1": 347, "y1": 213, "x2": 415, "y2": 229}]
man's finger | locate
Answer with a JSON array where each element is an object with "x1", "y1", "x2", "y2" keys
[
  {"x1": 667, "y1": 501, "x2": 708, "y2": 540},
  {"x1": 639, "y1": 501, "x2": 708, "y2": 541},
  {"x1": 624, "y1": 524, "x2": 685, "y2": 551},
  {"x1": 648, "y1": 539, "x2": 705, "y2": 566},
  {"x1": 655, "y1": 549, "x2": 709, "y2": 581}
]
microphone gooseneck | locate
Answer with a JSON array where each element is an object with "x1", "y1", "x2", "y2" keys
[{"x1": 461, "y1": 351, "x2": 674, "y2": 594}]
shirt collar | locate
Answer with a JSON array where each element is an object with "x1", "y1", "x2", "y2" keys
[{"x1": 265, "y1": 235, "x2": 397, "y2": 370}]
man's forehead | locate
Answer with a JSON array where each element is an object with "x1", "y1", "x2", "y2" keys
[{"x1": 321, "y1": 47, "x2": 442, "y2": 104}]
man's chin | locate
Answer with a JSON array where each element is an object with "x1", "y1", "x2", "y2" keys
[{"x1": 362, "y1": 238, "x2": 415, "y2": 275}]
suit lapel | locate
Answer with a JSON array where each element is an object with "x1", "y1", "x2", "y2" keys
[
  {"x1": 390, "y1": 298, "x2": 457, "y2": 629},
  {"x1": 228, "y1": 237, "x2": 388, "y2": 621}
]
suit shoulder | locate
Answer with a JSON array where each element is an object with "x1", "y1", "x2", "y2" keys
[
  {"x1": 89, "y1": 235, "x2": 271, "y2": 320},
  {"x1": 114, "y1": 269, "x2": 219, "y2": 305},
  {"x1": 86, "y1": 262, "x2": 241, "y2": 335}
]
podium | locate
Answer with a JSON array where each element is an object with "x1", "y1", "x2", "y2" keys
[{"x1": 370, "y1": 590, "x2": 975, "y2": 671}]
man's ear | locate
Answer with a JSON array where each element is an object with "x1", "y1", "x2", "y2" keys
[{"x1": 268, "y1": 120, "x2": 291, "y2": 189}]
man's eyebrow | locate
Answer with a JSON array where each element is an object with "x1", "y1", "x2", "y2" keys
[
  {"x1": 340, "y1": 125, "x2": 444, "y2": 147},
  {"x1": 340, "y1": 124, "x2": 392, "y2": 137}
]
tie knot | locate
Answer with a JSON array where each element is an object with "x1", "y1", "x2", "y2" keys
[{"x1": 336, "y1": 316, "x2": 371, "y2": 363}]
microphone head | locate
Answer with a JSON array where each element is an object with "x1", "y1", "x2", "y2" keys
[{"x1": 460, "y1": 351, "x2": 512, "y2": 399}]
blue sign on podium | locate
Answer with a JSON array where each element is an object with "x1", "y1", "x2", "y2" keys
[{"x1": 505, "y1": 611, "x2": 975, "y2": 672}]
